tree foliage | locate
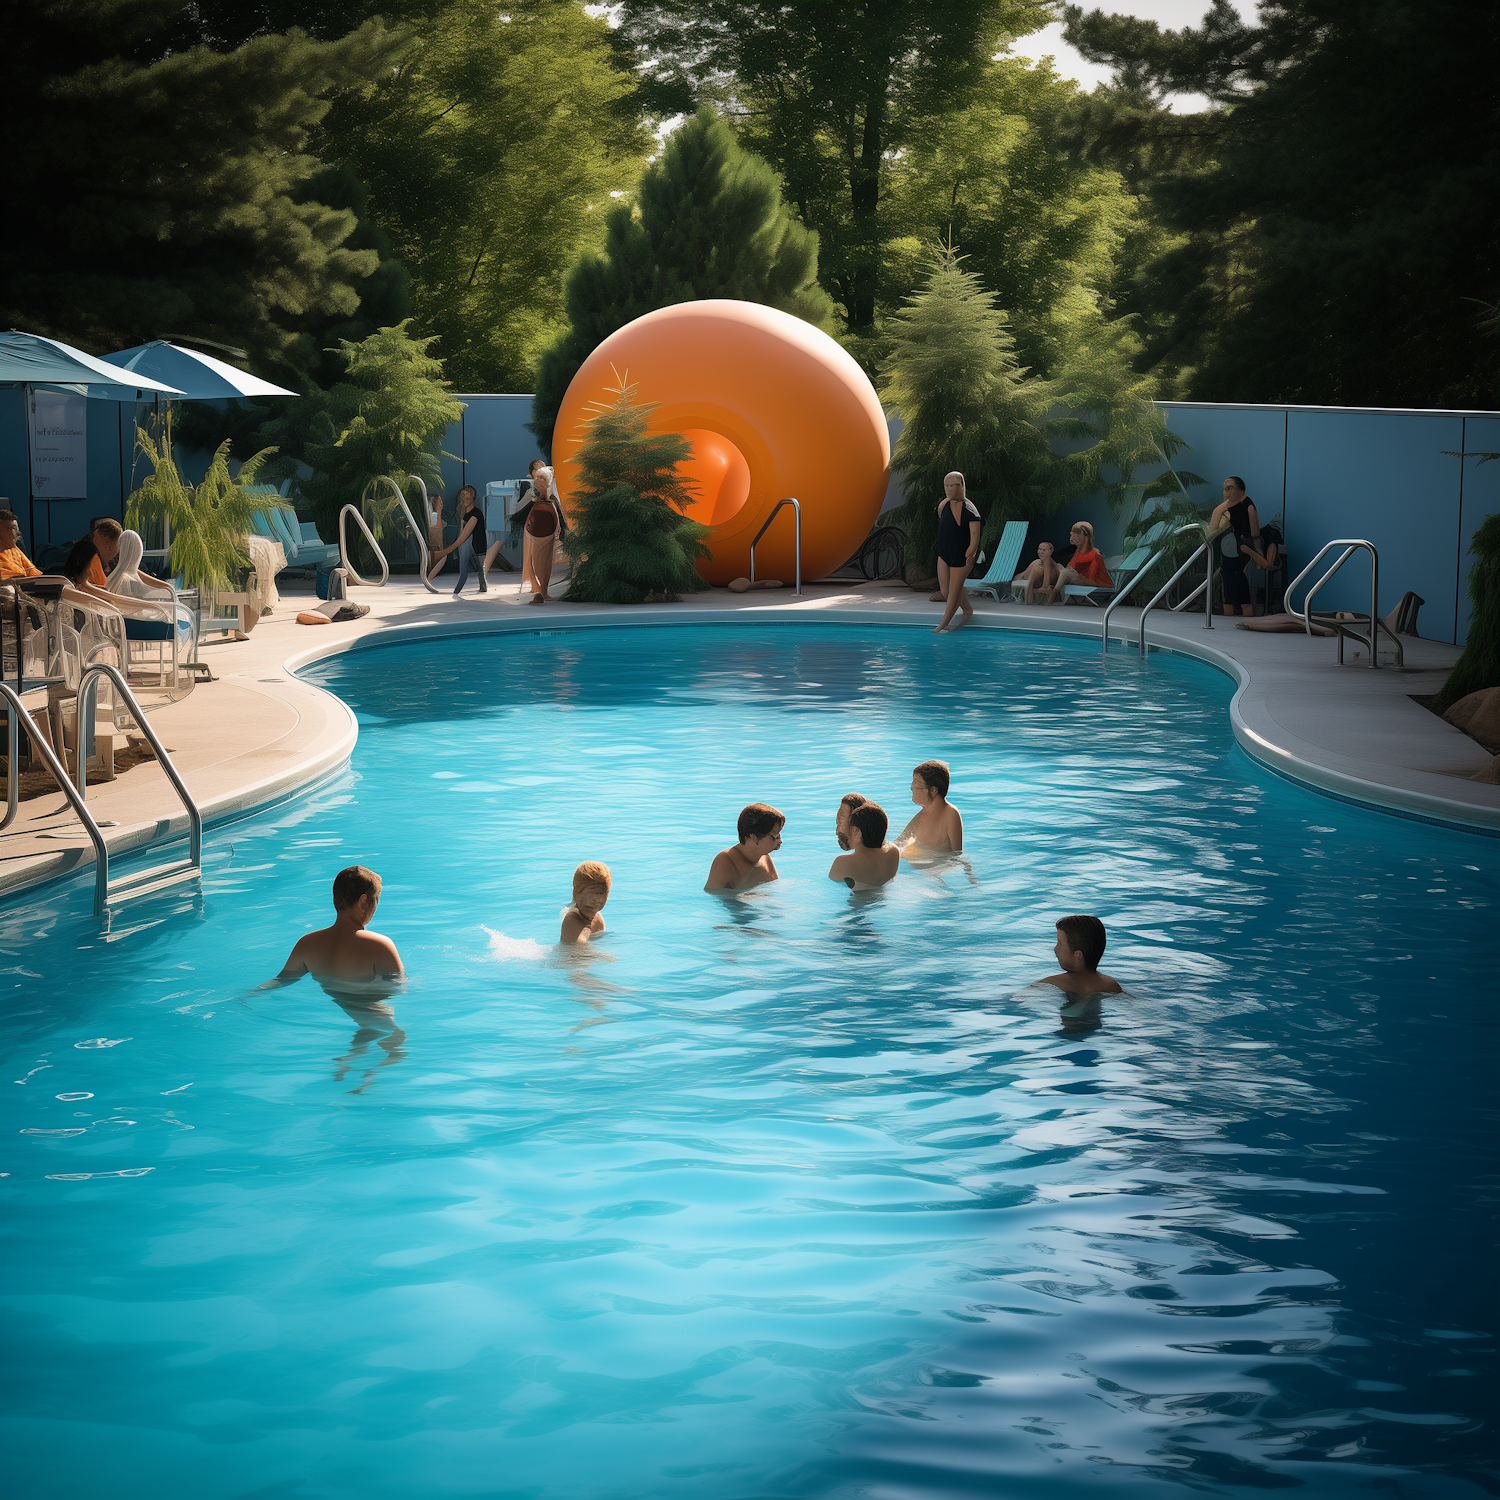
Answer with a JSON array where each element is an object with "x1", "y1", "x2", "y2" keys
[
  {"x1": 0, "y1": 0, "x2": 405, "y2": 366},
  {"x1": 1436, "y1": 511, "x2": 1500, "y2": 712},
  {"x1": 126, "y1": 413, "x2": 284, "y2": 593},
  {"x1": 320, "y1": 0, "x2": 646, "y2": 394},
  {"x1": 1059, "y1": 0, "x2": 1500, "y2": 407},
  {"x1": 530, "y1": 106, "x2": 834, "y2": 454},
  {"x1": 562, "y1": 380, "x2": 711, "y2": 604},
  {"x1": 615, "y1": 1, "x2": 1049, "y2": 341}
]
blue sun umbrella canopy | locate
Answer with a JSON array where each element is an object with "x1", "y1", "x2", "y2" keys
[
  {"x1": 0, "y1": 330, "x2": 186, "y2": 400},
  {"x1": 102, "y1": 340, "x2": 297, "y2": 401}
]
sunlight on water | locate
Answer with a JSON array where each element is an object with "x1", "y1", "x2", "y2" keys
[{"x1": 1, "y1": 625, "x2": 1494, "y2": 1499}]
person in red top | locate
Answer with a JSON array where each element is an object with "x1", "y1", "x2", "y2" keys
[
  {"x1": 0, "y1": 510, "x2": 42, "y2": 579},
  {"x1": 1046, "y1": 521, "x2": 1113, "y2": 603}
]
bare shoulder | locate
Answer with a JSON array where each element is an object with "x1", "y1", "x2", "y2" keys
[
  {"x1": 358, "y1": 928, "x2": 404, "y2": 974},
  {"x1": 705, "y1": 849, "x2": 738, "y2": 890}
]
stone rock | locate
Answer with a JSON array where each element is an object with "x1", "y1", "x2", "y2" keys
[
  {"x1": 1444, "y1": 686, "x2": 1500, "y2": 752},
  {"x1": 1472, "y1": 755, "x2": 1500, "y2": 784}
]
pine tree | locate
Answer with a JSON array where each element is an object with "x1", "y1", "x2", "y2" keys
[
  {"x1": 530, "y1": 107, "x2": 835, "y2": 454},
  {"x1": 0, "y1": 0, "x2": 404, "y2": 366},
  {"x1": 562, "y1": 380, "x2": 711, "y2": 604}
]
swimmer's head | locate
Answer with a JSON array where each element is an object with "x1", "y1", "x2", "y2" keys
[
  {"x1": 847, "y1": 801, "x2": 888, "y2": 851},
  {"x1": 572, "y1": 861, "x2": 612, "y2": 919},
  {"x1": 332, "y1": 865, "x2": 381, "y2": 924},
  {"x1": 737, "y1": 803, "x2": 785, "y2": 853},
  {"x1": 911, "y1": 759, "x2": 950, "y2": 805},
  {"x1": 836, "y1": 792, "x2": 867, "y2": 850},
  {"x1": 1055, "y1": 914, "x2": 1106, "y2": 972}
]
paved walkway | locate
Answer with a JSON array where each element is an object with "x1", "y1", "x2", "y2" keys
[{"x1": 4, "y1": 573, "x2": 1494, "y2": 904}]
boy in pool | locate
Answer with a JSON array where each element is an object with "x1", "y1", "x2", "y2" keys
[
  {"x1": 1037, "y1": 914, "x2": 1121, "y2": 994},
  {"x1": 828, "y1": 802, "x2": 900, "y2": 889},
  {"x1": 562, "y1": 861, "x2": 612, "y2": 944},
  {"x1": 835, "y1": 792, "x2": 867, "y2": 850},
  {"x1": 706, "y1": 804, "x2": 784, "y2": 891},
  {"x1": 897, "y1": 759, "x2": 963, "y2": 854},
  {"x1": 273, "y1": 866, "x2": 404, "y2": 983}
]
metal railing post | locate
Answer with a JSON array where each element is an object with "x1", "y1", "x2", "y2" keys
[
  {"x1": 1286, "y1": 538, "x2": 1391, "y2": 668},
  {"x1": 1205, "y1": 538, "x2": 1215, "y2": 629},
  {"x1": 1100, "y1": 526, "x2": 1200, "y2": 655},
  {"x1": 1, "y1": 684, "x2": 110, "y2": 917},
  {"x1": 1137, "y1": 539, "x2": 1213, "y2": 659}
]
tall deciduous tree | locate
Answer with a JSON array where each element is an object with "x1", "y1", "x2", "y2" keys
[
  {"x1": 530, "y1": 106, "x2": 834, "y2": 454},
  {"x1": 615, "y1": 0, "x2": 1049, "y2": 342},
  {"x1": 0, "y1": 0, "x2": 404, "y2": 365},
  {"x1": 1060, "y1": 0, "x2": 1500, "y2": 407},
  {"x1": 320, "y1": 0, "x2": 647, "y2": 394}
]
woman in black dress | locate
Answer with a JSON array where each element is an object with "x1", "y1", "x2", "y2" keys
[
  {"x1": 934, "y1": 471, "x2": 982, "y2": 632},
  {"x1": 1208, "y1": 475, "x2": 1261, "y2": 618}
]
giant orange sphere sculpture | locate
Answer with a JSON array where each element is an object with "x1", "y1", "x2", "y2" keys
[{"x1": 554, "y1": 301, "x2": 890, "y2": 586}]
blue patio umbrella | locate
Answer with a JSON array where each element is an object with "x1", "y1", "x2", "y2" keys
[
  {"x1": 0, "y1": 330, "x2": 186, "y2": 401},
  {"x1": 101, "y1": 340, "x2": 297, "y2": 401}
]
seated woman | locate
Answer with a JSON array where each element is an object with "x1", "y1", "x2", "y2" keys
[
  {"x1": 75, "y1": 531, "x2": 199, "y2": 658},
  {"x1": 1046, "y1": 521, "x2": 1112, "y2": 603}
]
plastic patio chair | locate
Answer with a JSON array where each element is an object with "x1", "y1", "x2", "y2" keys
[{"x1": 964, "y1": 521, "x2": 1029, "y2": 602}]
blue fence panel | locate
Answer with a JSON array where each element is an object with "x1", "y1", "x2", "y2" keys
[
  {"x1": 1456, "y1": 416, "x2": 1500, "y2": 647},
  {"x1": 440, "y1": 396, "x2": 542, "y2": 506},
  {"x1": 1285, "y1": 410, "x2": 1463, "y2": 626},
  {"x1": 1156, "y1": 404, "x2": 1287, "y2": 524}
]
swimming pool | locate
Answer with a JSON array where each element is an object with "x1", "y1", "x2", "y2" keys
[{"x1": 3, "y1": 622, "x2": 1495, "y2": 1498}]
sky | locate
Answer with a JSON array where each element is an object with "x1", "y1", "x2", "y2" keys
[{"x1": 1008, "y1": 0, "x2": 1260, "y2": 110}]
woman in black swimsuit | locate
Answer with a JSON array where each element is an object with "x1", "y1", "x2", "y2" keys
[
  {"x1": 1208, "y1": 475, "x2": 1261, "y2": 618},
  {"x1": 933, "y1": 471, "x2": 982, "y2": 632}
]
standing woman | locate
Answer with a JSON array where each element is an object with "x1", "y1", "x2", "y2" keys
[
  {"x1": 933, "y1": 471, "x2": 981, "y2": 632},
  {"x1": 523, "y1": 463, "x2": 562, "y2": 605},
  {"x1": 1208, "y1": 475, "x2": 1261, "y2": 618},
  {"x1": 429, "y1": 485, "x2": 488, "y2": 597}
]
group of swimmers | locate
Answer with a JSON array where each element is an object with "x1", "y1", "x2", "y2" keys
[{"x1": 274, "y1": 757, "x2": 1120, "y2": 1000}]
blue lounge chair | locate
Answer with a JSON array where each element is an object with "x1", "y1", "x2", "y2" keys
[
  {"x1": 246, "y1": 486, "x2": 339, "y2": 571},
  {"x1": 964, "y1": 520, "x2": 1029, "y2": 602}
]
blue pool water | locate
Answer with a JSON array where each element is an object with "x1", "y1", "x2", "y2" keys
[{"x1": 2, "y1": 623, "x2": 1495, "y2": 1498}]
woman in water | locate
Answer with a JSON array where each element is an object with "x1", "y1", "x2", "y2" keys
[
  {"x1": 1207, "y1": 475, "x2": 1261, "y2": 618},
  {"x1": 932, "y1": 471, "x2": 981, "y2": 632}
]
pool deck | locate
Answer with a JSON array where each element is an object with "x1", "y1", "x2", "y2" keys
[{"x1": 4, "y1": 574, "x2": 1495, "y2": 905}]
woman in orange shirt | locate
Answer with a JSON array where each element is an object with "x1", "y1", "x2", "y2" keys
[{"x1": 1046, "y1": 521, "x2": 1113, "y2": 604}]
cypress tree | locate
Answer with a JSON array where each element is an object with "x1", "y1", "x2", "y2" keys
[
  {"x1": 0, "y1": 0, "x2": 403, "y2": 366},
  {"x1": 562, "y1": 381, "x2": 711, "y2": 605},
  {"x1": 530, "y1": 106, "x2": 834, "y2": 454}
]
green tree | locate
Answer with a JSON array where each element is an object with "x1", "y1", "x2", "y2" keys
[
  {"x1": 1060, "y1": 0, "x2": 1500, "y2": 406},
  {"x1": 320, "y1": 0, "x2": 646, "y2": 394},
  {"x1": 562, "y1": 381, "x2": 710, "y2": 604},
  {"x1": 530, "y1": 106, "x2": 835, "y2": 454},
  {"x1": 293, "y1": 321, "x2": 465, "y2": 539},
  {"x1": 615, "y1": 1, "x2": 1049, "y2": 343},
  {"x1": 0, "y1": 0, "x2": 405, "y2": 366},
  {"x1": 1436, "y1": 510, "x2": 1500, "y2": 712}
]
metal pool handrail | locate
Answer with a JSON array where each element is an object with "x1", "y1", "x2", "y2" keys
[
  {"x1": 1286, "y1": 538, "x2": 1396, "y2": 669},
  {"x1": 1100, "y1": 525, "x2": 1198, "y2": 655},
  {"x1": 340, "y1": 476, "x2": 439, "y2": 590},
  {"x1": 749, "y1": 498, "x2": 802, "y2": 596},
  {"x1": 1138, "y1": 535, "x2": 1216, "y2": 658}
]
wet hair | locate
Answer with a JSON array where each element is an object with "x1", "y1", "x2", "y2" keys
[
  {"x1": 848, "y1": 801, "x2": 888, "y2": 849},
  {"x1": 91, "y1": 517, "x2": 122, "y2": 541},
  {"x1": 1056, "y1": 914, "x2": 1107, "y2": 970},
  {"x1": 737, "y1": 803, "x2": 785, "y2": 843},
  {"x1": 62, "y1": 535, "x2": 98, "y2": 583},
  {"x1": 1226, "y1": 475, "x2": 1246, "y2": 492},
  {"x1": 573, "y1": 860, "x2": 612, "y2": 895},
  {"x1": 332, "y1": 865, "x2": 381, "y2": 911},
  {"x1": 838, "y1": 792, "x2": 868, "y2": 813},
  {"x1": 913, "y1": 759, "x2": 950, "y2": 797}
]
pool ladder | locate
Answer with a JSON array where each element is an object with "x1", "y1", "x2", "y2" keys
[
  {"x1": 1287, "y1": 539, "x2": 1401, "y2": 668},
  {"x1": 2, "y1": 663, "x2": 202, "y2": 924},
  {"x1": 748, "y1": 498, "x2": 802, "y2": 596}
]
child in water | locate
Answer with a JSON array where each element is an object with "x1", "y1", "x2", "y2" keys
[
  {"x1": 1037, "y1": 914, "x2": 1121, "y2": 994},
  {"x1": 561, "y1": 861, "x2": 611, "y2": 944}
]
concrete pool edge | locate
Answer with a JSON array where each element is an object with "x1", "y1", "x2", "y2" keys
[{"x1": 2, "y1": 588, "x2": 1494, "y2": 907}]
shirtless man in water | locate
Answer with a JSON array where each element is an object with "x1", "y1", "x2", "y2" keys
[
  {"x1": 706, "y1": 803, "x2": 784, "y2": 891},
  {"x1": 835, "y1": 792, "x2": 867, "y2": 850},
  {"x1": 828, "y1": 801, "x2": 900, "y2": 889},
  {"x1": 897, "y1": 759, "x2": 963, "y2": 855},
  {"x1": 273, "y1": 866, "x2": 404, "y2": 983}
]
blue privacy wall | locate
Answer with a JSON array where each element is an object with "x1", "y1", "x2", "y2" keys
[{"x1": 438, "y1": 395, "x2": 542, "y2": 503}]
